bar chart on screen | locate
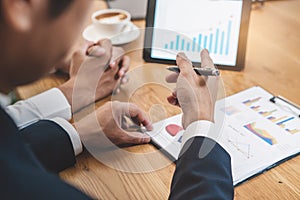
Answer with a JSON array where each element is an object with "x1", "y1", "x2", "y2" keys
[
  {"x1": 163, "y1": 19, "x2": 233, "y2": 57},
  {"x1": 151, "y1": 0, "x2": 243, "y2": 65}
]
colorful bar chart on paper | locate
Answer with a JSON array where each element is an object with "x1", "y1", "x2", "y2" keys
[
  {"x1": 244, "y1": 122, "x2": 277, "y2": 145},
  {"x1": 276, "y1": 117, "x2": 295, "y2": 128},
  {"x1": 268, "y1": 116, "x2": 300, "y2": 134},
  {"x1": 250, "y1": 106, "x2": 261, "y2": 111},
  {"x1": 242, "y1": 97, "x2": 300, "y2": 135},
  {"x1": 285, "y1": 128, "x2": 300, "y2": 134},
  {"x1": 242, "y1": 97, "x2": 262, "y2": 107},
  {"x1": 267, "y1": 116, "x2": 288, "y2": 123},
  {"x1": 276, "y1": 117, "x2": 295, "y2": 126},
  {"x1": 163, "y1": 20, "x2": 233, "y2": 56},
  {"x1": 259, "y1": 109, "x2": 277, "y2": 117}
]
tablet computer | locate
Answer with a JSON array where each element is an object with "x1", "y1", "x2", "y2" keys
[{"x1": 143, "y1": 0, "x2": 252, "y2": 70}]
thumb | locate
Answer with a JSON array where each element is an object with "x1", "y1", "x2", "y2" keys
[
  {"x1": 125, "y1": 103, "x2": 153, "y2": 131},
  {"x1": 165, "y1": 72, "x2": 179, "y2": 83},
  {"x1": 96, "y1": 39, "x2": 113, "y2": 58},
  {"x1": 87, "y1": 45, "x2": 106, "y2": 57}
]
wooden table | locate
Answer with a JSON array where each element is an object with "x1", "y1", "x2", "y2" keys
[{"x1": 17, "y1": 1, "x2": 300, "y2": 199}]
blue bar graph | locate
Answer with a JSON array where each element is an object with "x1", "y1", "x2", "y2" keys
[
  {"x1": 203, "y1": 36, "x2": 207, "y2": 49},
  {"x1": 176, "y1": 35, "x2": 180, "y2": 50},
  {"x1": 198, "y1": 34, "x2": 202, "y2": 52},
  {"x1": 187, "y1": 42, "x2": 190, "y2": 51},
  {"x1": 170, "y1": 41, "x2": 174, "y2": 49},
  {"x1": 192, "y1": 37, "x2": 196, "y2": 52},
  {"x1": 225, "y1": 21, "x2": 232, "y2": 55},
  {"x1": 277, "y1": 117, "x2": 295, "y2": 125},
  {"x1": 181, "y1": 39, "x2": 185, "y2": 51},
  {"x1": 209, "y1": 33, "x2": 213, "y2": 53},
  {"x1": 163, "y1": 20, "x2": 232, "y2": 56},
  {"x1": 220, "y1": 31, "x2": 225, "y2": 55},
  {"x1": 214, "y1": 29, "x2": 219, "y2": 54}
]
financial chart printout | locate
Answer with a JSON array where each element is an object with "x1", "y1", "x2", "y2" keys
[
  {"x1": 147, "y1": 87, "x2": 300, "y2": 185},
  {"x1": 151, "y1": 0, "x2": 243, "y2": 66},
  {"x1": 216, "y1": 87, "x2": 300, "y2": 184}
]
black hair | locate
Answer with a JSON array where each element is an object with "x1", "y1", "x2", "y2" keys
[{"x1": 49, "y1": 0, "x2": 74, "y2": 17}]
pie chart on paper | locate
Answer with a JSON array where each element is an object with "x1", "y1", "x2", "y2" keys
[{"x1": 166, "y1": 124, "x2": 183, "y2": 137}]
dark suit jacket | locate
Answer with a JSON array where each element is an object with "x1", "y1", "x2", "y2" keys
[
  {"x1": 0, "y1": 107, "x2": 233, "y2": 199},
  {"x1": 0, "y1": 107, "x2": 91, "y2": 199},
  {"x1": 169, "y1": 137, "x2": 234, "y2": 199}
]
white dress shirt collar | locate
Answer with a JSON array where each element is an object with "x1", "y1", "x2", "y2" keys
[{"x1": 0, "y1": 92, "x2": 12, "y2": 107}]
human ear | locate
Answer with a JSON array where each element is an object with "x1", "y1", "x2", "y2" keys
[{"x1": 1, "y1": 0, "x2": 44, "y2": 32}]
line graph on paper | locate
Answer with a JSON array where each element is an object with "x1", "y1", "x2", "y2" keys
[{"x1": 225, "y1": 125, "x2": 254, "y2": 159}]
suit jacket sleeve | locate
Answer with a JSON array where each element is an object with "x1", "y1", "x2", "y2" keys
[
  {"x1": 0, "y1": 108, "x2": 92, "y2": 199},
  {"x1": 169, "y1": 137, "x2": 234, "y2": 200},
  {"x1": 20, "y1": 120, "x2": 76, "y2": 173}
]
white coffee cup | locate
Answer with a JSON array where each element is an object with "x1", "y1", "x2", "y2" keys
[{"x1": 91, "y1": 9, "x2": 131, "y2": 36}]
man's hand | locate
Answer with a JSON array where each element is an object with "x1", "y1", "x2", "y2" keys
[
  {"x1": 58, "y1": 39, "x2": 130, "y2": 112},
  {"x1": 74, "y1": 101, "x2": 153, "y2": 148},
  {"x1": 166, "y1": 50, "x2": 219, "y2": 129}
]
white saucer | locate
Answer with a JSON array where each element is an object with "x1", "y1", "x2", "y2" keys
[{"x1": 82, "y1": 22, "x2": 140, "y2": 45}]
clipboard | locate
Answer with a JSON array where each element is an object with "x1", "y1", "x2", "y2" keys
[{"x1": 146, "y1": 86, "x2": 300, "y2": 185}]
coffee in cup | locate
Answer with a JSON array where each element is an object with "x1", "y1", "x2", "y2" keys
[{"x1": 92, "y1": 9, "x2": 131, "y2": 36}]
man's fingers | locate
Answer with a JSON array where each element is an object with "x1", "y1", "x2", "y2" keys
[
  {"x1": 109, "y1": 60, "x2": 121, "y2": 80},
  {"x1": 111, "y1": 47, "x2": 125, "y2": 64},
  {"x1": 96, "y1": 39, "x2": 113, "y2": 61},
  {"x1": 125, "y1": 131, "x2": 151, "y2": 144},
  {"x1": 109, "y1": 47, "x2": 126, "y2": 77},
  {"x1": 87, "y1": 39, "x2": 112, "y2": 57},
  {"x1": 176, "y1": 52, "x2": 194, "y2": 76},
  {"x1": 200, "y1": 49, "x2": 215, "y2": 68},
  {"x1": 121, "y1": 74, "x2": 129, "y2": 84},
  {"x1": 96, "y1": 39, "x2": 112, "y2": 50},
  {"x1": 126, "y1": 103, "x2": 153, "y2": 131},
  {"x1": 165, "y1": 73, "x2": 179, "y2": 83},
  {"x1": 69, "y1": 50, "x2": 86, "y2": 76},
  {"x1": 167, "y1": 95, "x2": 180, "y2": 106},
  {"x1": 118, "y1": 56, "x2": 130, "y2": 78},
  {"x1": 87, "y1": 45, "x2": 106, "y2": 57}
]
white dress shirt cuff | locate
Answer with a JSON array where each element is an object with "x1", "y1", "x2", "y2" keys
[
  {"x1": 27, "y1": 88, "x2": 71, "y2": 120},
  {"x1": 0, "y1": 93, "x2": 12, "y2": 107},
  {"x1": 49, "y1": 117, "x2": 83, "y2": 156},
  {"x1": 181, "y1": 120, "x2": 217, "y2": 148},
  {"x1": 6, "y1": 88, "x2": 71, "y2": 129}
]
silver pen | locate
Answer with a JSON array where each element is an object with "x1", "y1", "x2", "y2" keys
[
  {"x1": 167, "y1": 66, "x2": 220, "y2": 76},
  {"x1": 270, "y1": 96, "x2": 300, "y2": 118},
  {"x1": 122, "y1": 116, "x2": 147, "y2": 133}
]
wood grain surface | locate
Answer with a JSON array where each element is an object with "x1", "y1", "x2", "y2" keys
[{"x1": 16, "y1": 0, "x2": 300, "y2": 199}]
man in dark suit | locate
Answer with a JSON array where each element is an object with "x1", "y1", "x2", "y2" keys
[{"x1": 0, "y1": 0, "x2": 233, "y2": 199}]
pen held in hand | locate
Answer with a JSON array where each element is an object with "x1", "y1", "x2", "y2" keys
[
  {"x1": 167, "y1": 66, "x2": 220, "y2": 76},
  {"x1": 121, "y1": 116, "x2": 147, "y2": 133}
]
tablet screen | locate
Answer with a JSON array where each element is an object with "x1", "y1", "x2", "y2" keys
[{"x1": 145, "y1": 0, "x2": 250, "y2": 69}]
